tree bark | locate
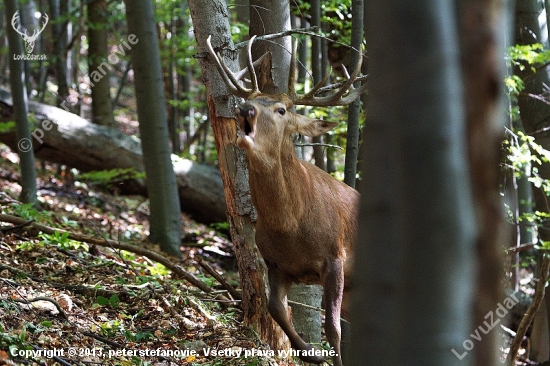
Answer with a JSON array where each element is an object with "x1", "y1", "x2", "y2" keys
[
  {"x1": 0, "y1": 94, "x2": 227, "y2": 225},
  {"x1": 124, "y1": 0, "x2": 182, "y2": 257},
  {"x1": 188, "y1": 0, "x2": 287, "y2": 352},
  {"x1": 343, "y1": 0, "x2": 363, "y2": 188},
  {"x1": 350, "y1": 1, "x2": 476, "y2": 364},
  {"x1": 88, "y1": 0, "x2": 114, "y2": 126},
  {"x1": 310, "y1": 0, "x2": 326, "y2": 171},
  {"x1": 49, "y1": 0, "x2": 69, "y2": 108},
  {"x1": 457, "y1": 1, "x2": 508, "y2": 364},
  {"x1": 4, "y1": 0, "x2": 37, "y2": 206}
]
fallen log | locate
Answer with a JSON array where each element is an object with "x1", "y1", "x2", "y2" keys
[{"x1": 0, "y1": 92, "x2": 227, "y2": 224}]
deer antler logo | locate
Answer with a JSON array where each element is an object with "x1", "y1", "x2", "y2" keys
[{"x1": 11, "y1": 11, "x2": 49, "y2": 54}]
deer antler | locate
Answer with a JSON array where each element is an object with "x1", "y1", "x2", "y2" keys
[
  {"x1": 287, "y1": 39, "x2": 367, "y2": 107},
  {"x1": 206, "y1": 35, "x2": 267, "y2": 99},
  {"x1": 11, "y1": 11, "x2": 27, "y2": 37}
]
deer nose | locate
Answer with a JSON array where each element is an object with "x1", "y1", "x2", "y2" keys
[{"x1": 235, "y1": 104, "x2": 255, "y2": 119}]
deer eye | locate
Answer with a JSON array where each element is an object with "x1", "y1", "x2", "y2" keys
[{"x1": 277, "y1": 108, "x2": 286, "y2": 115}]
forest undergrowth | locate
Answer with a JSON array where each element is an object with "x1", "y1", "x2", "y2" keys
[{"x1": 0, "y1": 145, "x2": 297, "y2": 366}]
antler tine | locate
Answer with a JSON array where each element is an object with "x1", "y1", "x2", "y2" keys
[
  {"x1": 246, "y1": 35, "x2": 260, "y2": 93},
  {"x1": 292, "y1": 50, "x2": 367, "y2": 106},
  {"x1": 206, "y1": 35, "x2": 254, "y2": 99},
  {"x1": 288, "y1": 38, "x2": 298, "y2": 99},
  {"x1": 234, "y1": 52, "x2": 268, "y2": 81}
]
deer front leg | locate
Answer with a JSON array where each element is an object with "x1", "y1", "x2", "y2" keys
[
  {"x1": 324, "y1": 259, "x2": 344, "y2": 366},
  {"x1": 267, "y1": 264, "x2": 325, "y2": 364}
]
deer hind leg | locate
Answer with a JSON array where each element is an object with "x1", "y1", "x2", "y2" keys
[
  {"x1": 267, "y1": 264, "x2": 325, "y2": 364},
  {"x1": 324, "y1": 259, "x2": 344, "y2": 366}
]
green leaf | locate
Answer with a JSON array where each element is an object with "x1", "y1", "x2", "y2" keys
[
  {"x1": 40, "y1": 321, "x2": 53, "y2": 328},
  {"x1": 96, "y1": 296, "x2": 109, "y2": 306}
]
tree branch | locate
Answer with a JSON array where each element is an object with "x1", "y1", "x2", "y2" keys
[{"x1": 508, "y1": 253, "x2": 550, "y2": 362}]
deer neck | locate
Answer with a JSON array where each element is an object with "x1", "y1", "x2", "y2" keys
[{"x1": 246, "y1": 139, "x2": 308, "y2": 230}]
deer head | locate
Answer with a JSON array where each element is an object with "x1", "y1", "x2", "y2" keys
[
  {"x1": 207, "y1": 35, "x2": 365, "y2": 366},
  {"x1": 11, "y1": 11, "x2": 49, "y2": 54}
]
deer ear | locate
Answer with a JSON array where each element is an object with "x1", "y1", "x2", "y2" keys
[{"x1": 295, "y1": 115, "x2": 338, "y2": 137}]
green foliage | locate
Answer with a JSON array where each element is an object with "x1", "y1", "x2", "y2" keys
[
  {"x1": 507, "y1": 43, "x2": 550, "y2": 72},
  {"x1": 38, "y1": 231, "x2": 89, "y2": 251},
  {"x1": 0, "y1": 121, "x2": 15, "y2": 133},
  {"x1": 96, "y1": 294, "x2": 121, "y2": 308},
  {"x1": 503, "y1": 44, "x2": 550, "y2": 253},
  {"x1": 322, "y1": 0, "x2": 352, "y2": 42},
  {"x1": 123, "y1": 329, "x2": 155, "y2": 342},
  {"x1": 11, "y1": 203, "x2": 39, "y2": 220},
  {"x1": 78, "y1": 168, "x2": 145, "y2": 185},
  {"x1": 98, "y1": 319, "x2": 122, "y2": 338},
  {"x1": 209, "y1": 221, "x2": 229, "y2": 236}
]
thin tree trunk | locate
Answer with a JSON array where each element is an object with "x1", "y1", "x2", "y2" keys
[
  {"x1": 4, "y1": 0, "x2": 37, "y2": 206},
  {"x1": 88, "y1": 0, "x2": 114, "y2": 126},
  {"x1": 310, "y1": 0, "x2": 326, "y2": 171},
  {"x1": 168, "y1": 10, "x2": 180, "y2": 153},
  {"x1": 125, "y1": 0, "x2": 182, "y2": 257},
  {"x1": 49, "y1": 0, "x2": 69, "y2": 108},
  {"x1": 350, "y1": 1, "x2": 476, "y2": 364},
  {"x1": 343, "y1": 0, "x2": 363, "y2": 188}
]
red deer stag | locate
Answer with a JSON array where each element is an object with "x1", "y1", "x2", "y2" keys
[{"x1": 207, "y1": 35, "x2": 366, "y2": 366}]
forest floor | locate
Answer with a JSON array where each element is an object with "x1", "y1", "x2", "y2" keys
[
  {"x1": 0, "y1": 145, "x2": 537, "y2": 366},
  {"x1": 0, "y1": 145, "x2": 300, "y2": 366}
]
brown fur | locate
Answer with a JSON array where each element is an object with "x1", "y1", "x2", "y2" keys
[{"x1": 235, "y1": 94, "x2": 358, "y2": 366}]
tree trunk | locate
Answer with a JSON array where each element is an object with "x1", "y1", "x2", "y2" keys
[
  {"x1": 249, "y1": 0, "x2": 291, "y2": 94},
  {"x1": 49, "y1": 0, "x2": 69, "y2": 108},
  {"x1": 343, "y1": 0, "x2": 363, "y2": 188},
  {"x1": 188, "y1": 0, "x2": 287, "y2": 352},
  {"x1": 4, "y1": 0, "x2": 37, "y2": 206},
  {"x1": 88, "y1": 0, "x2": 114, "y2": 126},
  {"x1": 350, "y1": 1, "x2": 476, "y2": 364},
  {"x1": 457, "y1": 1, "x2": 508, "y2": 364},
  {"x1": 310, "y1": 0, "x2": 326, "y2": 171},
  {"x1": 125, "y1": 0, "x2": 182, "y2": 257}
]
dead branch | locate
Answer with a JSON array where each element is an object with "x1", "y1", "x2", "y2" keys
[
  {"x1": 196, "y1": 256, "x2": 241, "y2": 300},
  {"x1": 2, "y1": 296, "x2": 68, "y2": 319},
  {"x1": 232, "y1": 27, "x2": 366, "y2": 57},
  {"x1": 508, "y1": 253, "x2": 550, "y2": 363}
]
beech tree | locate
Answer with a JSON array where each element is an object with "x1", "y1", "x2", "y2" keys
[
  {"x1": 350, "y1": 1, "x2": 478, "y2": 364},
  {"x1": 4, "y1": 0, "x2": 37, "y2": 206},
  {"x1": 124, "y1": 0, "x2": 182, "y2": 257},
  {"x1": 88, "y1": 0, "x2": 114, "y2": 126}
]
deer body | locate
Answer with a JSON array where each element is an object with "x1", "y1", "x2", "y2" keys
[
  {"x1": 244, "y1": 126, "x2": 357, "y2": 286},
  {"x1": 206, "y1": 35, "x2": 366, "y2": 366},
  {"x1": 236, "y1": 95, "x2": 358, "y2": 366}
]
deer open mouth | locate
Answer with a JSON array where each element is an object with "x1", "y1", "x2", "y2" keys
[
  {"x1": 242, "y1": 118, "x2": 255, "y2": 140},
  {"x1": 236, "y1": 105, "x2": 256, "y2": 144}
]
